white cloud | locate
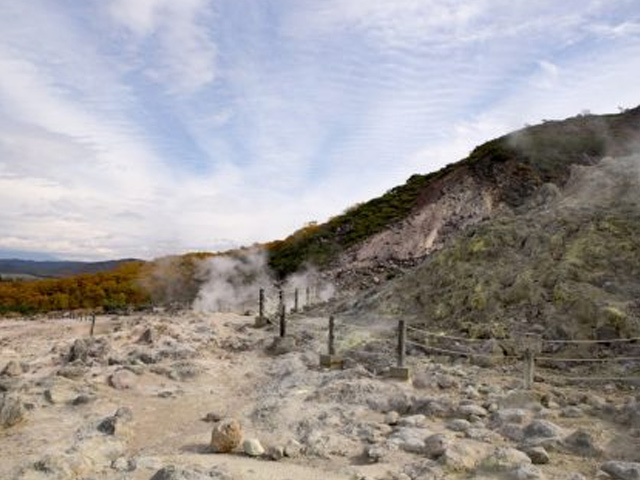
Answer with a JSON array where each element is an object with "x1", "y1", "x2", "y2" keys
[
  {"x1": 107, "y1": 0, "x2": 217, "y2": 94},
  {"x1": 0, "y1": 0, "x2": 639, "y2": 262}
]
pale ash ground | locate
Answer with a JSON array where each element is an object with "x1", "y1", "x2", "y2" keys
[{"x1": 0, "y1": 312, "x2": 639, "y2": 480}]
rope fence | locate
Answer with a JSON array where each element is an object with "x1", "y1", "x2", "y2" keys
[
  {"x1": 542, "y1": 336, "x2": 640, "y2": 345},
  {"x1": 254, "y1": 287, "x2": 640, "y2": 387}
]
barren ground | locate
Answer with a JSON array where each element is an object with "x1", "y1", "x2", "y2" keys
[{"x1": 1, "y1": 311, "x2": 639, "y2": 480}]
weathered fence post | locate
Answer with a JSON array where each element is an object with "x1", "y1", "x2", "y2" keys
[
  {"x1": 259, "y1": 288, "x2": 264, "y2": 318},
  {"x1": 279, "y1": 289, "x2": 286, "y2": 337},
  {"x1": 398, "y1": 319, "x2": 406, "y2": 368},
  {"x1": 328, "y1": 315, "x2": 336, "y2": 355},
  {"x1": 306, "y1": 286, "x2": 310, "y2": 307},
  {"x1": 255, "y1": 288, "x2": 267, "y2": 327},
  {"x1": 293, "y1": 288, "x2": 299, "y2": 313},
  {"x1": 390, "y1": 320, "x2": 411, "y2": 380},
  {"x1": 89, "y1": 314, "x2": 96, "y2": 337},
  {"x1": 320, "y1": 315, "x2": 343, "y2": 368},
  {"x1": 521, "y1": 333, "x2": 542, "y2": 390}
]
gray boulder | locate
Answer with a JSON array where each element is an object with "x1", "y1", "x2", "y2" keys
[
  {"x1": 562, "y1": 430, "x2": 601, "y2": 457},
  {"x1": 1, "y1": 360, "x2": 22, "y2": 377},
  {"x1": 150, "y1": 465, "x2": 233, "y2": 480},
  {"x1": 600, "y1": 461, "x2": 640, "y2": 480},
  {"x1": 0, "y1": 393, "x2": 25, "y2": 429}
]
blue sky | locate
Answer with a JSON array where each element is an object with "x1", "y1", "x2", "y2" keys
[{"x1": 1, "y1": 0, "x2": 639, "y2": 261}]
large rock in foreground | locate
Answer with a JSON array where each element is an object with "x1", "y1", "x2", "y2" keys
[
  {"x1": 210, "y1": 418, "x2": 242, "y2": 453},
  {"x1": 601, "y1": 461, "x2": 640, "y2": 480},
  {"x1": 0, "y1": 393, "x2": 25, "y2": 429},
  {"x1": 150, "y1": 465, "x2": 233, "y2": 480}
]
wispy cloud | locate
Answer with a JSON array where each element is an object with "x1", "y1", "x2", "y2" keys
[
  {"x1": 0, "y1": 0, "x2": 639, "y2": 260},
  {"x1": 106, "y1": 0, "x2": 218, "y2": 95}
]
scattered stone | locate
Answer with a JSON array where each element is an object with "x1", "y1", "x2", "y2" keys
[
  {"x1": 522, "y1": 446, "x2": 550, "y2": 465},
  {"x1": 31, "y1": 453, "x2": 93, "y2": 478},
  {"x1": 1, "y1": 361, "x2": 22, "y2": 377},
  {"x1": 523, "y1": 419, "x2": 563, "y2": 440},
  {"x1": 465, "y1": 427, "x2": 501, "y2": 442},
  {"x1": 71, "y1": 394, "x2": 95, "y2": 406},
  {"x1": 568, "y1": 473, "x2": 587, "y2": 480},
  {"x1": 67, "y1": 337, "x2": 109, "y2": 364},
  {"x1": 479, "y1": 446, "x2": 532, "y2": 472},
  {"x1": 266, "y1": 445, "x2": 284, "y2": 461},
  {"x1": 389, "y1": 427, "x2": 430, "y2": 454},
  {"x1": 168, "y1": 361, "x2": 202, "y2": 381},
  {"x1": 266, "y1": 336, "x2": 297, "y2": 356},
  {"x1": 561, "y1": 406, "x2": 584, "y2": 418},
  {"x1": 403, "y1": 459, "x2": 444, "y2": 479},
  {"x1": 439, "y1": 441, "x2": 487, "y2": 472},
  {"x1": 243, "y1": 438, "x2": 265, "y2": 457},
  {"x1": 203, "y1": 412, "x2": 223, "y2": 423},
  {"x1": 458, "y1": 404, "x2": 488, "y2": 419},
  {"x1": 0, "y1": 393, "x2": 25, "y2": 429},
  {"x1": 447, "y1": 418, "x2": 472, "y2": 432},
  {"x1": 600, "y1": 461, "x2": 640, "y2": 480},
  {"x1": 412, "y1": 372, "x2": 436, "y2": 389},
  {"x1": 149, "y1": 465, "x2": 233, "y2": 480},
  {"x1": 210, "y1": 418, "x2": 242, "y2": 453},
  {"x1": 490, "y1": 409, "x2": 529, "y2": 428},
  {"x1": 561, "y1": 429, "x2": 602, "y2": 457},
  {"x1": 138, "y1": 327, "x2": 155, "y2": 344},
  {"x1": 284, "y1": 439, "x2": 303, "y2": 457},
  {"x1": 97, "y1": 407, "x2": 134, "y2": 437},
  {"x1": 424, "y1": 433, "x2": 450, "y2": 459},
  {"x1": 436, "y1": 374, "x2": 459, "y2": 390},
  {"x1": 498, "y1": 424, "x2": 525, "y2": 442},
  {"x1": 501, "y1": 391, "x2": 540, "y2": 409},
  {"x1": 385, "y1": 411, "x2": 400, "y2": 425},
  {"x1": 365, "y1": 444, "x2": 388, "y2": 463},
  {"x1": 398, "y1": 414, "x2": 427, "y2": 428},
  {"x1": 510, "y1": 464, "x2": 544, "y2": 479},
  {"x1": 56, "y1": 365, "x2": 88, "y2": 379},
  {"x1": 111, "y1": 456, "x2": 136, "y2": 472},
  {"x1": 108, "y1": 369, "x2": 137, "y2": 390}
]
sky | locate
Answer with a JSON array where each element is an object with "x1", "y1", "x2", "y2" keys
[{"x1": 1, "y1": 0, "x2": 640, "y2": 261}]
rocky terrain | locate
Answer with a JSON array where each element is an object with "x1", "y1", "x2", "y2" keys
[
  {"x1": 346, "y1": 154, "x2": 640, "y2": 346},
  {"x1": 2, "y1": 310, "x2": 640, "y2": 480}
]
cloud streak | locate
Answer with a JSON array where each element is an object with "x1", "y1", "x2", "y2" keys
[{"x1": 0, "y1": 0, "x2": 639, "y2": 260}]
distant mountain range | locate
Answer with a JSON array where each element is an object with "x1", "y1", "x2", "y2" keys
[{"x1": 0, "y1": 258, "x2": 143, "y2": 279}]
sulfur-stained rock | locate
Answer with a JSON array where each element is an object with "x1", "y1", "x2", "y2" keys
[{"x1": 210, "y1": 418, "x2": 242, "y2": 453}]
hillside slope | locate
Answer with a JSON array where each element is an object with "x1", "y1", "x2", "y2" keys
[
  {"x1": 268, "y1": 107, "x2": 640, "y2": 288},
  {"x1": 351, "y1": 154, "x2": 640, "y2": 339}
]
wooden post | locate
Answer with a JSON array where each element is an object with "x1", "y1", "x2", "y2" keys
[
  {"x1": 306, "y1": 286, "x2": 310, "y2": 306},
  {"x1": 320, "y1": 315, "x2": 342, "y2": 368},
  {"x1": 279, "y1": 289, "x2": 286, "y2": 337},
  {"x1": 89, "y1": 314, "x2": 96, "y2": 337},
  {"x1": 328, "y1": 315, "x2": 336, "y2": 355},
  {"x1": 521, "y1": 333, "x2": 541, "y2": 390},
  {"x1": 293, "y1": 288, "x2": 299, "y2": 313},
  {"x1": 255, "y1": 288, "x2": 267, "y2": 327},
  {"x1": 259, "y1": 288, "x2": 265, "y2": 318},
  {"x1": 390, "y1": 320, "x2": 410, "y2": 380},
  {"x1": 524, "y1": 350, "x2": 535, "y2": 390},
  {"x1": 397, "y1": 319, "x2": 406, "y2": 368}
]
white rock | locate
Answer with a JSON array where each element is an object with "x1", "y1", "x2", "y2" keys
[{"x1": 243, "y1": 438, "x2": 265, "y2": 457}]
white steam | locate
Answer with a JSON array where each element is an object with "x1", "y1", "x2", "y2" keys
[
  {"x1": 192, "y1": 249, "x2": 272, "y2": 313},
  {"x1": 192, "y1": 249, "x2": 335, "y2": 314}
]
